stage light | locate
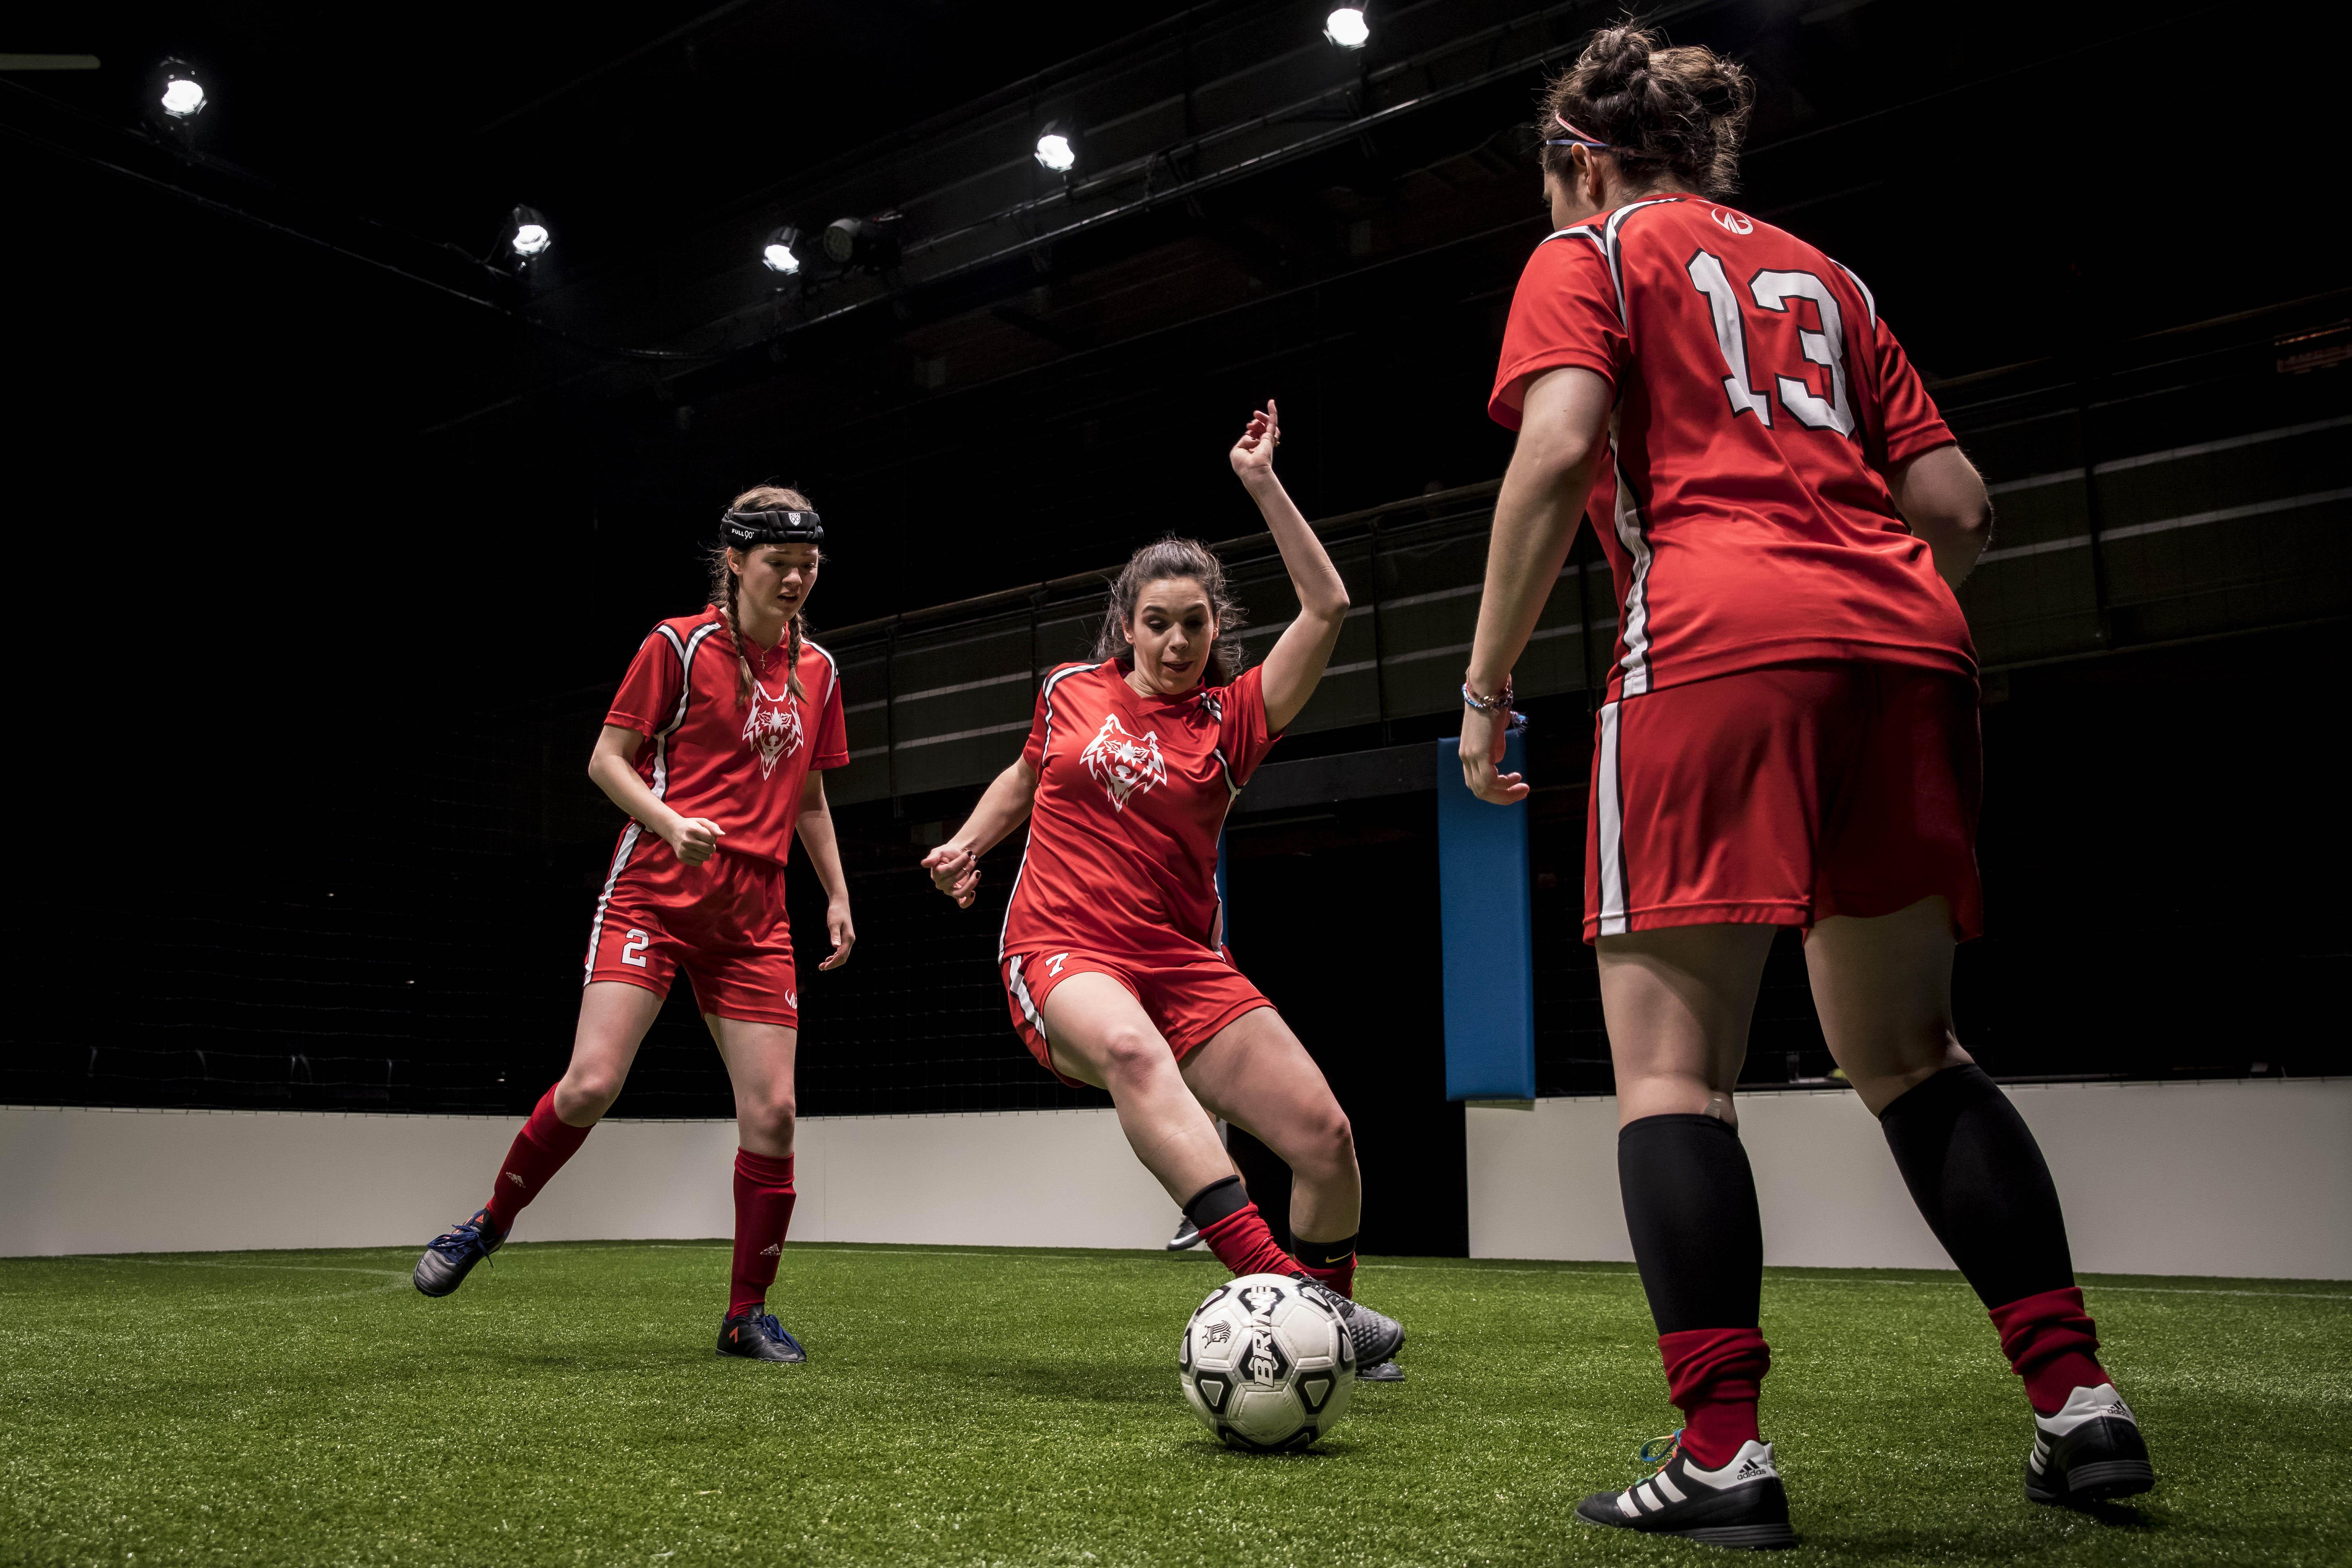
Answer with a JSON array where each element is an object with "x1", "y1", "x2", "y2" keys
[
  {"x1": 155, "y1": 59, "x2": 206, "y2": 119},
  {"x1": 1034, "y1": 132, "x2": 1075, "y2": 173},
  {"x1": 762, "y1": 225, "x2": 801, "y2": 275},
  {"x1": 1324, "y1": 7, "x2": 1369, "y2": 48},
  {"x1": 507, "y1": 205, "x2": 552, "y2": 259},
  {"x1": 822, "y1": 214, "x2": 901, "y2": 272}
]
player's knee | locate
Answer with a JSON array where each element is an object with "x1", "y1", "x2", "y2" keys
[
  {"x1": 1093, "y1": 1022, "x2": 1167, "y2": 1083},
  {"x1": 1303, "y1": 1106, "x2": 1356, "y2": 1177},
  {"x1": 740, "y1": 1087, "x2": 797, "y2": 1143},
  {"x1": 556, "y1": 1072, "x2": 622, "y2": 1122}
]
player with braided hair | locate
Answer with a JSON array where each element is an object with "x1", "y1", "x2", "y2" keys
[
  {"x1": 411, "y1": 485, "x2": 852, "y2": 1366},
  {"x1": 922, "y1": 402, "x2": 1410, "y2": 1382},
  {"x1": 1462, "y1": 23, "x2": 2152, "y2": 1543}
]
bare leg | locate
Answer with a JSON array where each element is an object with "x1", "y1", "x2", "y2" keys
[
  {"x1": 1037, "y1": 973, "x2": 1234, "y2": 1204},
  {"x1": 1180, "y1": 1009, "x2": 1360, "y2": 1245},
  {"x1": 1596, "y1": 923, "x2": 1778, "y2": 1127},
  {"x1": 1801, "y1": 895, "x2": 1972, "y2": 1114},
  {"x1": 706, "y1": 1015, "x2": 799, "y2": 1157},
  {"x1": 552, "y1": 981, "x2": 668, "y2": 1126}
]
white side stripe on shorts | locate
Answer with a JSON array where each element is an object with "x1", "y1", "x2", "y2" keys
[
  {"x1": 1007, "y1": 955, "x2": 1046, "y2": 1039},
  {"x1": 1594, "y1": 700, "x2": 1631, "y2": 936}
]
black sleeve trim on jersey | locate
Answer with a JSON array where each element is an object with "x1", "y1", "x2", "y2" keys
[
  {"x1": 1829, "y1": 259, "x2": 1878, "y2": 332},
  {"x1": 1036, "y1": 661, "x2": 1105, "y2": 757},
  {"x1": 803, "y1": 636, "x2": 842, "y2": 709},
  {"x1": 655, "y1": 622, "x2": 721, "y2": 739},
  {"x1": 1600, "y1": 197, "x2": 1687, "y2": 331}
]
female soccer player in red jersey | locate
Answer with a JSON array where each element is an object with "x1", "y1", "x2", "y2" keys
[
  {"x1": 412, "y1": 486, "x2": 852, "y2": 1365},
  {"x1": 1461, "y1": 27, "x2": 2152, "y2": 1544},
  {"x1": 921, "y1": 403, "x2": 1408, "y2": 1379}
]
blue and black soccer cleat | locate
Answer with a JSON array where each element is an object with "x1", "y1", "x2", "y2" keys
[
  {"x1": 718, "y1": 1308, "x2": 807, "y2": 1363},
  {"x1": 412, "y1": 1209, "x2": 504, "y2": 1298},
  {"x1": 2025, "y1": 1384, "x2": 2155, "y2": 1505}
]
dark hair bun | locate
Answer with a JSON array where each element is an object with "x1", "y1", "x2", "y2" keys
[{"x1": 1539, "y1": 24, "x2": 1754, "y2": 198}]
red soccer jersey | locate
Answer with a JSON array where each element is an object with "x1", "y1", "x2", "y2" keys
[
  {"x1": 999, "y1": 660, "x2": 1280, "y2": 958},
  {"x1": 1490, "y1": 195, "x2": 1972, "y2": 701},
  {"x1": 602, "y1": 607, "x2": 849, "y2": 867}
]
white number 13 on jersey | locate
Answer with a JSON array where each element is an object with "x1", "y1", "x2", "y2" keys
[{"x1": 1686, "y1": 252, "x2": 1856, "y2": 438}]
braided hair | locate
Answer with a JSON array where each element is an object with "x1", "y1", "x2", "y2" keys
[{"x1": 708, "y1": 483, "x2": 816, "y2": 708}]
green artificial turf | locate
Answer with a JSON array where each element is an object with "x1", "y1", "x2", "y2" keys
[{"x1": 2, "y1": 1242, "x2": 2345, "y2": 1566}]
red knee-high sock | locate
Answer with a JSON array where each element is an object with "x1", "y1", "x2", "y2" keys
[
  {"x1": 1198, "y1": 1203, "x2": 1299, "y2": 1281},
  {"x1": 1661, "y1": 1327, "x2": 1772, "y2": 1470},
  {"x1": 1988, "y1": 1286, "x2": 2108, "y2": 1415},
  {"x1": 481, "y1": 1087, "x2": 593, "y2": 1233},
  {"x1": 729, "y1": 1149, "x2": 797, "y2": 1319}
]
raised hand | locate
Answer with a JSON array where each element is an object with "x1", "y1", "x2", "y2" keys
[{"x1": 1228, "y1": 399, "x2": 1281, "y2": 485}]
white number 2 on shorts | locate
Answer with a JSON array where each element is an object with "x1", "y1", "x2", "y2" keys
[{"x1": 621, "y1": 929, "x2": 651, "y2": 968}]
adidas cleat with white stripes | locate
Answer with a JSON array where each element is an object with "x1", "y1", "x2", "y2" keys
[
  {"x1": 1574, "y1": 1438, "x2": 1795, "y2": 1550},
  {"x1": 2025, "y1": 1384, "x2": 2154, "y2": 1505}
]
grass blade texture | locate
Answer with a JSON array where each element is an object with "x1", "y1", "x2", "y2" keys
[{"x1": 2, "y1": 1242, "x2": 2345, "y2": 1566}]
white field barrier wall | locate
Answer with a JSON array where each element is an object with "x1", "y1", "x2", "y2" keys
[
  {"x1": 1467, "y1": 1078, "x2": 2351, "y2": 1280},
  {"x1": 6, "y1": 1080, "x2": 2346, "y2": 1276},
  {"x1": 0, "y1": 1106, "x2": 1177, "y2": 1258}
]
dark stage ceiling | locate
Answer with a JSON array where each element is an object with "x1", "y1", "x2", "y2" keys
[{"x1": 10, "y1": 0, "x2": 2337, "y2": 652}]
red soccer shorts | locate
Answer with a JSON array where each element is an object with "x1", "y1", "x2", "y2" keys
[
  {"x1": 1001, "y1": 943, "x2": 1271, "y2": 1087},
  {"x1": 1587, "y1": 662, "x2": 1983, "y2": 943},
  {"x1": 586, "y1": 840, "x2": 799, "y2": 1026}
]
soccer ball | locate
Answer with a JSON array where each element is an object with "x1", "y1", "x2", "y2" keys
[{"x1": 1178, "y1": 1273, "x2": 1356, "y2": 1451}]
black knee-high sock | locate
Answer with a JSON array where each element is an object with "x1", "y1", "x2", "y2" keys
[
  {"x1": 1877, "y1": 1065, "x2": 2072, "y2": 1306},
  {"x1": 1618, "y1": 1114, "x2": 1770, "y2": 1467},
  {"x1": 1879, "y1": 1065, "x2": 2107, "y2": 1411}
]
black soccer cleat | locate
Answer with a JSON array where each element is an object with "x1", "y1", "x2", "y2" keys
[
  {"x1": 1289, "y1": 1274, "x2": 1406, "y2": 1374},
  {"x1": 2024, "y1": 1384, "x2": 2154, "y2": 1505},
  {"x1": 718, "y1": 1308, "x2": 807, "y2": 1363},
  {"x1": 1167, "y1": 1217, "x2": 1203, "y2": 1252},
  {"x1": 413, "y1": 1209, "x2": 504, "y2": 1298},
  {"x1": 1575, "y1": 1436, "x2": 1796, "y2": 1550}
]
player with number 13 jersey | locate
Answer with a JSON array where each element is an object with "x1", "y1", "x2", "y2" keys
[{"x1": 1462, "y1": 25, "x2": 2150, "y2": 1545}]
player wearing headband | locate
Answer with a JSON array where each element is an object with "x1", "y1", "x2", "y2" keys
[
  {"x1": 411, "y1": 486, "x2": 852, "y2": 1366},
  {"x1": 1462, "y1": 25, "x2": 2151, "y2": 1545},
  {"x1": 922, "y1": 403, "x2": 1409, "y2": 1381}
]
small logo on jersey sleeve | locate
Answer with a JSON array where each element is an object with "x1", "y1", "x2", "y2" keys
[
  {"x1": 1080, "y1": 713, "x2": 1166, "y2": 810},
  {"x1": 1711, "y1": 207, "x2": 1754, "y2": 234},
  {"x1": 744, "y1": 687, "x2": 806, "y2": 779}
]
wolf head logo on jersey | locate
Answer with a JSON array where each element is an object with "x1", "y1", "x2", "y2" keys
[
  {"x1": 743, "y1": 688, "x2": 805, "y2": 779},
  {"x1": 1080, "y1": 712, "x2": 1166, "y2": 810}
]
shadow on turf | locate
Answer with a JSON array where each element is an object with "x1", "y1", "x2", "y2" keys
[{"x1": 1822, "y1": 1502, "x2": 2162, "y2": 1557}]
